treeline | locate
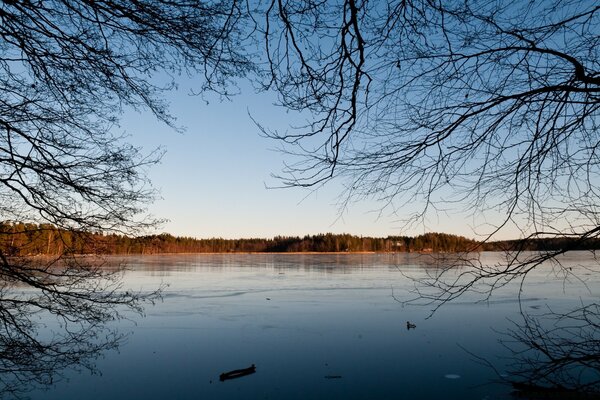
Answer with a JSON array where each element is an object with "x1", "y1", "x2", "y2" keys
[
  {"x1": 481, "y1": 237, "x2": 600, "y2": 252},
  {"x1": 0, "y1": 222, "x2": 477, "y2": 255},
  {"x1": 2, "y1": 222, "x2": 599, "y2": 256}
]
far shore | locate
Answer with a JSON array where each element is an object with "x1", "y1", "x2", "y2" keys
[
  {"x1": 6, "y1": 224, "x2": 598, "y2": 255},
  {"x1": 24, "y1": 250, "x2": 475, "y2": 257},
  {"x1": 83, "y1": 250, "x2": 502, "y2": 256}
]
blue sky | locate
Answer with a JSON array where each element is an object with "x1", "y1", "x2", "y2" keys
[{"x1": 121, "y1": 80, "x2": 506, "y2": 240}]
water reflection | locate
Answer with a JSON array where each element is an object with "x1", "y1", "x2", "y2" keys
[
  {"x1": 0, "y1": 255, "x2": 156, "y2": 399},
  {"x1": 0, "y1": 317, "x2": 125, "y2": 399},
  {"x1": 502, "y1": 303, "x2": 600, "y2": 397},
  {"x1": 19, "y1": 253, "x2": 600, "y2": 399}
]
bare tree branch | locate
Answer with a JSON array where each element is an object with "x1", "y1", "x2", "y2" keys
[{"x1": 0, "y1": 1, "x2": 254, "y2": 395}]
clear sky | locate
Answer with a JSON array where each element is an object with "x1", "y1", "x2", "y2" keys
[{"x1": 121, "y1": 79, "x2": 508, "y2": 240}]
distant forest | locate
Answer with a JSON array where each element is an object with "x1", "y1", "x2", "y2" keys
[{"x1": 1, "y1": 222, "x2": 599, "y2": 256}]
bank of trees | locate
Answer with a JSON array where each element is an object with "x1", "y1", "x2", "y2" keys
[
  {"x1": 1, "y1": 222, "x2": 482, "y2": 254},
  {"x1": 5, "y1": 222, "x2": 600, "y2": 255}
]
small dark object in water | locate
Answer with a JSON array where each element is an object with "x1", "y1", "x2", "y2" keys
[
  {"x1": 219, "y1": 364, "x2": 256, "y2": 381},
  {"x1": 406, "y1": 321, "x2": 416, "y2": 329},
  {"x1": 325, "y1": 375, "x2": 342, "y2": 379},
  {"x1": 266, "y1": 298, "x2": 271, "y2": 300}
]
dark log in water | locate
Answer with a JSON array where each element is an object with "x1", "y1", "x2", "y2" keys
[{"x1": 219, "y1": 364, "x2": 256, "y2": 382}]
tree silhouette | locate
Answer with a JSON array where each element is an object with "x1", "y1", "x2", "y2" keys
[
  {"x1": 260, "y1": 0, "x2": 600, "y2": 305},
  {"x1": 260, "y1": 1, "x2": 600, "y2": 392},
  {"x1": 262, "y1": 0, "x2": 599, "y2": 241},
  {"x1": 1, "y1": 0, "x2": 252, "y2": 232},
  {"x1": 0, "y1": 0, "x2": 253, "y2": 394}
]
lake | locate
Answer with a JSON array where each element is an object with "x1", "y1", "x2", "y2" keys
[{"x1": 25, "y1": 252, "x2": 600, "y2": 399}]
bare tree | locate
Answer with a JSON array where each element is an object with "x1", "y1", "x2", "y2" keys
[
  {"x1": 0, "y1": 0, "x2": 253, "y2": 395},
  {"x1": 1, "y1": 0, "x2": 253, "y2": 232},
  {"x1": 261, "y1": 0, "x2": 600, "y2": 241},
  {"x1": 260, "y1": 0, "x2": 600, "y2": 297},
  {"x1": 260, "y1": 0, "x2": 600, "y2": 392}
]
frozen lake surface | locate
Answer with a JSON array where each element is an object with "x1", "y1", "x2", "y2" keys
[{"x1": 27, "y1": 253, "x2": 600, "y2": 399}]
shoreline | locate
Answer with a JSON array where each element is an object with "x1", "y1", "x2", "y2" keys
[
  {"x1": 23, "y1": 250, "x2": 468, "y2": 257},
  {"x1": 103, "y1": 250, "x2": 481, "y2": 256}
]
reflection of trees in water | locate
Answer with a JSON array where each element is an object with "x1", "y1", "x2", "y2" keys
[
  {"x1": 0, "y1": 318, "x2": 121, "y2": 398},
  {"x1": 0, "y1": 0, "x2": 250, "y2": 397},
  {"x1": 0, "y1": 252, "x2": 157, "y2": 398},
  {"x1": 406, "y1": 251, "x2": 600, "y2": 397},
  {"x1": 502, "y1": 303, "x2": 600, "y2": 397},
  {"x1": 0, "y1": 0, "x2": 261, "y2": 395}
]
